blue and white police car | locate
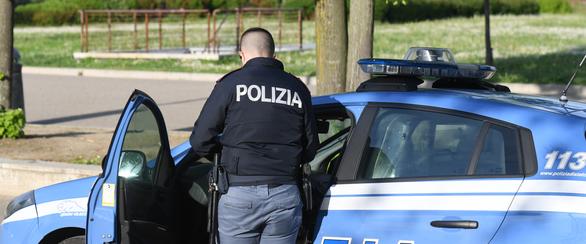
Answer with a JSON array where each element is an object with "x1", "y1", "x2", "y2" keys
[{"x1": 2, "y1": 47, "x2": 586, "y2": 244}]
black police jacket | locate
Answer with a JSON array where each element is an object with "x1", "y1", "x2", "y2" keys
[{"x1": 189, "y1": 57, "x2": 319, "y2": 185}]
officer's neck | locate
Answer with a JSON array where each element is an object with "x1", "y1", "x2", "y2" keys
[
  {"x1": 242, "y1": 54, "x2": 273, "y2": 65},
  {"x1": 242, "y1": 57, "x2": 283, "y2": 70}
]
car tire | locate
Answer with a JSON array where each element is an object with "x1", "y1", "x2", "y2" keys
[{"x1": 58, "y1": 235, "x2": 86, "y2": 244}]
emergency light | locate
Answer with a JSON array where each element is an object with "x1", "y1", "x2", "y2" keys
[{"x1": 358, "y1": 47, "x2": 496, "y2": 80}]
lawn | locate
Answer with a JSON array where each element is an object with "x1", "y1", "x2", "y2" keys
[
  {"x1": 373, "y1": 14, "x2": 586, "y2": 84},
  {"x1": 14, "y1": 14, "x2": 586, "y2": 84}
]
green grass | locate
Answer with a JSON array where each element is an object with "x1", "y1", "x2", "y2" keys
[
  {"x1": 71, "y1": 155, "x2": 102, "y2": 165},
  {"x1": 14, "y1": 14, "x2": 586, "y2": 84},
  {"x1": 15, "y1": 17, "x2": 316, "y2": 76},
  {"x1": 372, "y1": 14, "x2": 586, "y2": 84}
]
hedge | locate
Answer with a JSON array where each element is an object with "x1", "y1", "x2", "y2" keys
[
  {"x1": 15, "y1": 0, "x2": 300, "y2": 26},
  {"x1": 15, "y1": 0, "x2": 139, "y2": 26},
  {"x1": 15, "y1": 0, "x2": 573, "y2": 26},
  {"x1": 375, "y1": 0, "x2": 547, "y2": 23},
  {"x1": 537, "y1": 0, "x2": 573, "y2": 13}
]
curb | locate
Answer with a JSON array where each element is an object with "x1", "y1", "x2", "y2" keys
[
  {"x1": 22, "y1": 66, "x2": 317, "y2": 85},
  {"x1": 0, "y1": 158, "x2": 101, "y2": 196},
  {"x1": 23, "y1": 66, "x2": 222, "y2": 82},
  {"x1": 0, "y1": 158, "x2": 101, "y2": 176}
]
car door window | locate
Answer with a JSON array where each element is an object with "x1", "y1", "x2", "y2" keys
[
  {"x1": 119, "y1": 103, "x2": 162, "y2": 183},
  {"x1": 310, "y1": 116, "x2": 352, "y2": 173},
  {"x1": 359, "y1": 107, "x2": 522, "y2": 180},
  {"x1": 318, "y1": 118, "x2": 352, "y2": 144},
  {"x1": 475, "y1": 124, "x2": 521, "y2": 175}
]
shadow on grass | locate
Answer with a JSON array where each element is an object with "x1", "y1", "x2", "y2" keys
[{"x1": 494, "y1": 48, "x2": 586, "y2": 85}]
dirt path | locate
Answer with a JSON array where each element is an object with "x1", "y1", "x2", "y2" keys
[{"x1": 0, "y1": 124, "x2": 190, "y2": 164}]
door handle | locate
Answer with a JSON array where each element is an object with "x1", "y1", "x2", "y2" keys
[{"x1": 431, "y1": 220, "x2": 478, "y2": 229}]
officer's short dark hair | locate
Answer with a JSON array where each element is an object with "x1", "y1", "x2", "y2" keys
[{"x1": 240, "y1": 27, "x2": 275, "y2": 57}]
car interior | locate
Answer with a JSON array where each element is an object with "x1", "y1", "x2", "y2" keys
[{"x1": 119, "y1": 105, "x2": 354, "y2": 243}]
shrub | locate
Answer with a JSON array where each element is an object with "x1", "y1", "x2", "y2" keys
[
  {"x1": 537, "y1": 0, "x2": 572, "y2": 13},
  {"x1": 14, "y1": 0, "x2": 293, "y2": 25},
  {"x1": 492, "y1": 0, "x2": 541, "y2": 14},
  {"x1": 15, "y1": 0, "x2": 95, "y2": 26},
  {"x1": 0, "y1": 108, "x2": 25, "y2": 139},
  {"x1": 282, "y1": 0, "x2": 314, "y2": 18},
  {"x1": 375, "y1": 0, "x2": 540, "y2": 23}
]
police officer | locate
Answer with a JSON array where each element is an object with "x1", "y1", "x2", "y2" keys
[{"x1": 189, "y1": 27, "x2": 319, "y2": 244}]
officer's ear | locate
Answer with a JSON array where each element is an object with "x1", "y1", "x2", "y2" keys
[{"x1": 239, "y1": 51, "x2": 246, "y2": 65}]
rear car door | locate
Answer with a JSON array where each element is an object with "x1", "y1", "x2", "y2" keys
[
  {"x1": 86, "y1": 90, "x2": 176, "y2": 243},
  {"x1": 315, "y1": 103, "x2": 534, "y2": 244}
]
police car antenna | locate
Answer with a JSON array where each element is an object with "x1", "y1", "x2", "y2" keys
[{"x1": 559, "y1": 53, "x2": 586, "y2": 103}]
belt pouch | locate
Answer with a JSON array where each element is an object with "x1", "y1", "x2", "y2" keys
[{"x1": 217, "y1": 165, "x2": 229, "y2": 194}]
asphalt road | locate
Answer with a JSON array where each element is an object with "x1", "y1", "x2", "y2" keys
[{"x1": 23, "y1": 73, "x2": 216, "y2": 131}]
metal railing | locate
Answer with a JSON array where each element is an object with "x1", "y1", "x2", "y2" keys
[
  {"x1": 210, "y1": 8, "x2": 303, "y2": 53},
  {"x1": 78, "y1": 8, "x2": 303, "y2": 55}
]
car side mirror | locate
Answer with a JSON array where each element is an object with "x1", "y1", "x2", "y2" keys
[
  {"x1": 119, "y1": 150, "x2": 147, "y2": 179},
  {"x1": 317, "y1": 120, "x2": 330, "y2": 134}
]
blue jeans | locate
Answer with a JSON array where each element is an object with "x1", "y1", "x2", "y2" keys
[{"x1": 218, "y1": 184, "x2": 302, "y2": 244}]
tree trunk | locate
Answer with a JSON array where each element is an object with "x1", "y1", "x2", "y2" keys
[
  {"x1": 346, "y1": 0, "x2": 373, "y2": 91},
  {"x1": 315, "y1": 0, "x2": 347, "y2": 95},
  {"x1": 484, "y1": 0, "x2": 493, "y2": 65},
  {"x1": 0, "y1": 0, "x2": 13, "y2": 109}
]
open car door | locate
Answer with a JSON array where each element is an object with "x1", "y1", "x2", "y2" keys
[{"x1": 86, "y1": 90, "x2": 176, "y2": 244}]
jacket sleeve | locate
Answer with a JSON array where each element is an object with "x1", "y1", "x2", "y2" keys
[
  {"x1": 189, "y1": 81, "x2": 232, "y2": 158},
  {"x1": 302, "y1": 91, "x2": 319, "y2": 163}
]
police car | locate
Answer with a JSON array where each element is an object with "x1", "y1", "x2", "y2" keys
[{"x1": 2, "y1": 47, "x2": 586, "y2": 244}]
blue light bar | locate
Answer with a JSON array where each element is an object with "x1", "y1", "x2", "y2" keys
[
  {"x1": 358, "y1": 58, "x2": 496, "y2": 80},
  {"x1": 359, "y1": 47, "x2": 497, "y2": 80}
]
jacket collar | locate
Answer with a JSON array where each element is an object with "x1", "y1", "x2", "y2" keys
[{"x1": 243, "y1": 57, "x2": 284, "y2": 70}]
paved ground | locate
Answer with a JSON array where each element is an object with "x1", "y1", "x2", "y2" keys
[
  {"x1": 0, "y1": 194, "x2": 12, "y2": 223},
  {"x1": 22, "y1": 72, "x2": 586, "y2": 134},
  {"x1": 0, "y1": 125, "x2": 189, "y2": 163},
  {"x1": 23, "y1": 73, "x2": 216, "y2": 131}
]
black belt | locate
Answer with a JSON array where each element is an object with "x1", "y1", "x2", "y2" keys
[{"x1": 228, "y1": 174, "x2": 296, "y2": 186}]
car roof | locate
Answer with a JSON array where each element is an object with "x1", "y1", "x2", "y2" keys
[{"x1": 313, "y1": 88, "x2": 586, "y2": 126}]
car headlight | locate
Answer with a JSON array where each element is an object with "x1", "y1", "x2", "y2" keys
[{"x1": 5, "y1": 191, "x2": 35, "y2": 219}]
